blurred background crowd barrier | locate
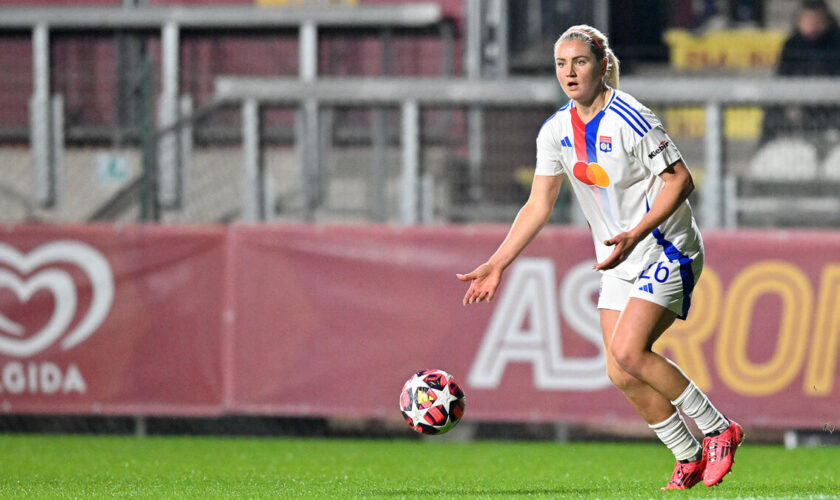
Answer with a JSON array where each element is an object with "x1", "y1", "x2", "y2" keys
[
  {"x1": 2, "y1": 0, "x2": 840, "y2": 228},
  {"x1": 1, "y1": 0, "x2": 840, "y2": 440}
]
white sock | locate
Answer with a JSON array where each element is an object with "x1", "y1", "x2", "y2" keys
[
  {"x1": 671, "y1": 381, "x2": 729, "y2": 436},
  {"x1": 649, "y1": 411, "x2": 702, "y2": 462}
]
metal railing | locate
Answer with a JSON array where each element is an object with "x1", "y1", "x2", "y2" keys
[
  {"x1": 213, "y1": 75, "x2": 840, "y2": 227},
  {"x1": 0, "y1": 3, "x2": 445, "y2": 219},
  {"x1": 4, "y1": 5, "x2": 840, "y2": 228}
]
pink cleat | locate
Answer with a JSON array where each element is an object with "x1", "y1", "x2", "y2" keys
[
  {"x1": 661, "y1": 457, "x2": 705, "y2": 490},
  {"x1": 702, "y1": 420, "x2": 745, "y2": 486}
]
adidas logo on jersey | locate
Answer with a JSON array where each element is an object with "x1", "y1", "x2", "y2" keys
[
  {"x1": 638, "y1": 283, "x2": 654, "y2": 293},
  {"x1": 560, "y1": 136, "x2": 572, "y2": 148}
]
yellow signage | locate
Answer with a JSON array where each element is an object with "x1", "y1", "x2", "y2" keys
[
  {"x1": 664, "y1": 28, "x2": 787, "y2": 70},
  {"x1": 663, "y1": 106, "x2": 764, "y2": 140}
]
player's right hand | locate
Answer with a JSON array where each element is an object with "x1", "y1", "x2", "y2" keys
[{"x1": 456, "y1": 263, "x2": 502, "y2": 306}]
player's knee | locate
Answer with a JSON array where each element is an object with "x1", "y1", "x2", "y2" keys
[
  {"x1": 609, "y1": 343, "x2": 644, "y2": 379},
  {"x1": 606, "y1": 361, "x2": 640, "y2": 392}
]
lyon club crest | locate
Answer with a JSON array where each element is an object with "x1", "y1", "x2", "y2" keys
[{"x1": 599, "y1": 136, "x2": 612, "y2": 153}]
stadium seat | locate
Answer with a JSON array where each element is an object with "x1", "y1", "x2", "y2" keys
[
  {"x1": 746, "y1": 138, "x2": 818, "y2": 181},
  {"x1": 736, "y1": 138, "x2": 839, "y2": 227},
  {"x1": 822, "y1": 144, "x2": 840, "y2": 181}
]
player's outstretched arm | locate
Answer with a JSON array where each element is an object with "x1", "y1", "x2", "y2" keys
[
  {"x1": 594, "y1": 160, "x2": 694, "y2": 271},
  {"x1": 457, "y1": 174, "x2": 563, "y2": 305}
]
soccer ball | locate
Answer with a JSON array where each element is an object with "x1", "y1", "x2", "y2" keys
[{"x1": 399, "y1": 369, "x2": 466, "y2": 435}]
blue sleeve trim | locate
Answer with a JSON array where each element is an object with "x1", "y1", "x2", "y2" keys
[
  {"x1": 615, "y1": 96, "x2": 652, "y2": 130},
  {"x1": 609, "y1": 106, "x2": 644, "y2": 137},
  {"x1": 612, "y1": 99, "x2": 651, "y2": 134}
]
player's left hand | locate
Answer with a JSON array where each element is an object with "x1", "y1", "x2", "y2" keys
[{"x1": 593, "y1": 232, "x2": 640, "y2": 271}]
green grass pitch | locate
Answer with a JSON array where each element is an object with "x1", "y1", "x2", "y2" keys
[{"x1": 0, "y1": 434, "x2": 837, "y2": 498}]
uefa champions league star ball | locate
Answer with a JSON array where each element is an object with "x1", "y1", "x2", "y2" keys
[{"x1": 399, "y1": 369, "x2": 466, "y2": 435}]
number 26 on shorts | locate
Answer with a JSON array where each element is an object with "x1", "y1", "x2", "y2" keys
[{"x1": 640, "y1": 261, "x2": 670, "y2": 283}]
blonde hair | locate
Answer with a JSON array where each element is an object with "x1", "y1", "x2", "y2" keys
[{"x1": 554, "y1": 25, "x2": 620, "y2": 89}]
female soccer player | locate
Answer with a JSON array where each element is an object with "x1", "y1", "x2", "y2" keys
[{"x1": 456, "y1": 25, "x2": 743, "y2": 490}]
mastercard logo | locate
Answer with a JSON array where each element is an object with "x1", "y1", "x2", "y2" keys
[{"x1": 573, "y1": 161, "x2": 610, "y2": 188}]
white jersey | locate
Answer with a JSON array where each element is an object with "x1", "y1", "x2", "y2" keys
[{"x1": 535, "y1": 88, "x2": 703, "y2": 281}]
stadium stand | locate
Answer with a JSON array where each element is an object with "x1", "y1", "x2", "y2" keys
[
  {"x1": 1, "y1": 0, "x2": 839, "y2": 229},
  {"x1": 824, "y1": 143, "x2": 840, "y2": 180},
  {"x1": 735, "y1": 138, "x2": 840, "y2": 226}
]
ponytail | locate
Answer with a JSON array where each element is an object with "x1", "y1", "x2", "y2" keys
[
  {"x1": 555, "y1": 25, "x2": 620, "y2": 89},
  {"x1": 604, "y1": 46, "x2": 620, "y2": 89}
]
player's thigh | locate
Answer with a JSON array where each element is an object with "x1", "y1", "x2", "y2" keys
[
  {"x1": 599, "y1": 271, "x2": 677, "y2": 355},
  {"x1": 600, "y1": 308, "x2": 620, "y2": 351},
  {"x1": 598, "y1": 273, "x2": 636, "y2": 349},
  {"x1": 613, "y1": 297, "x2": 677, "y2": 355}
]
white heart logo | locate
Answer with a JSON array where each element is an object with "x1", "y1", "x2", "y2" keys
[
  {"x1": 0, "y1": 241, "x2": 114, "y2": 357},
  {"x1": 0, "y1": 269, "x2": 77, "y2": 356}
]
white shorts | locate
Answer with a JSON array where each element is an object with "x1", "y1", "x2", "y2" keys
[{"x1": 597, "y1": 251, "x2": 703, "y2": 320}]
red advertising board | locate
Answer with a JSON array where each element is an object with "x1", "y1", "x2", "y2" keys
[
  {"x1": 0, "y1": 224, "x2": 227, "y2": 415},
  {"x1": 229, "y1": 225, "x2": 840, "y2": 429},
  {"x1": 0, "y1": 223, "x2": 837, "y2": 429}
]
